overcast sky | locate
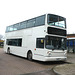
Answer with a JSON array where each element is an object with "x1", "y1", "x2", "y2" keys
[{"x1": 0, "y1": 0, "x2": 75, "y2": 35}]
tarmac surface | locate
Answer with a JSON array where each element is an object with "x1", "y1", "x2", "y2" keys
[
  {"x1": 20, "y1": 69, "x2": 57, "y2": 75},
  {"x1": 0, "y1": 48, "x2": 63, "y2": 75},
  {"x1": 21, "y1": 52, "x2": 75, "y2": 75},
  {"x1": 0, "y1": 48, "x2": 75, "y2": 75}
]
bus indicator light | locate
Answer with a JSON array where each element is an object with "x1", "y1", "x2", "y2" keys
[{"x1": 34, "y1": 48, "x2": 36, "y2": 50}]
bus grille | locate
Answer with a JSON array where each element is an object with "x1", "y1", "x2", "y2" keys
[{"x1": 51, "y1": 52, "x2": 64, "y2": 57}]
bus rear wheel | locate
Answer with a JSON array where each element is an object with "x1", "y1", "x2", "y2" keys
[
  {"x1": 7, "y1": 48, "x2": 10, "y2": 54},
  {"x1": 27, "y1": 51, "x2": 32, "y2": 61}
]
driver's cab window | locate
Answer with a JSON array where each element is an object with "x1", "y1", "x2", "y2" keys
[{"x1": 36, "y1": 38, "x2": 44, "y2": 48}]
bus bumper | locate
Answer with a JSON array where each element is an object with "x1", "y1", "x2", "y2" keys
[{"x1": 44, "y1": 57, "x2": 67, "y2": 61}]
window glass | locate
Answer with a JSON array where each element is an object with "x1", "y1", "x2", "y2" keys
[
  {"x1": 35, "y1": 15, "x2": 45, "y2": 26},
  {"x1": 48, "y1": 14, "x2": 66, "y2": 28},
  {"x1": 20, "y1": 21, "x2": 27, "y2": 29},
  {"x1": 9, "y1": 25, "x2": 14, "y2": 31},
  {"x1": 5, "y1": 15, "x2": 45, "y2": 33},
  {"x1": 13, "y1": 23, "x2": 20, "y2": 31},
  {"x1": 17, "y1": 39, "x2": 22, "y2": 46},
  {"x1": 12, "y1": 39, "x2": 18, "y2": 46},
  {"x1": 58, "y1": 17, "x2": 65, "y2": 28},
  {"x1": 36, "y1": 38, "x2": 44, "y2": 48},
  {"x1": 45, "y1": 36, "x2": 66, "y2": 50},
  {"x1": 27, "y1": 19, "x2": 35, "y2": 28},
  {"x1": 6, "y1": 39, "x2": 22, "y2": 46},
  {"x1": 6, "y1": 27, "x2": 10, "y2": 32},
  {"x1": 7, "y1": 39, "x2": 12, "y2": 45},
  {"x1": 48, "y1": 15, "x2": 57, "y2": 26}
]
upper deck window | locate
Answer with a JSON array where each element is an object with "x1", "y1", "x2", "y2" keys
[
  {"x1": 20, "y1": 21, "x2": 27, "y2": 29},
  {"x1": 13, "y1": 23, "x2": 20, "y2": 30},
  {"x1": 27, "y1": 19, "x2": 35, "y2": 28},
  {"x1": 35, "y1": 15, "x2": 45, "y2": 26},
  {"x1": 6, "y1": 15, "x2": 45, "y2": 33},
  {"x1": 47, "y1": 14, "x2": 66, "y2": 28},
  {"x1": 7, "y1": 25, "x2": 13, "y2": 32}
]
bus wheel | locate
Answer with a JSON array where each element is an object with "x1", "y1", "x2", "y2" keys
[
  {"x1": 27, "y1": 51, "x2": 32, "y2": 61},
  {"x1": 7, "y1": 48, "x2": 10, "y2": 54}
]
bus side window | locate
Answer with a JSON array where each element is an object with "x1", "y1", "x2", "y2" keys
[
  {"x1": 7, "y1": 40, "x2": 12, "y2": 45},
  {"x1": 36, "y1": 38, "x2": 44, "y2": 48},
  {"x1": 35, "y1": 15, "x2": 45, "y2": 26},
  {"x1": 6, "y1": 39, "x2": 22, "y2": 46}
]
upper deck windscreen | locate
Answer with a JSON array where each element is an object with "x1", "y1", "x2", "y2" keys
[{"x1": 47, "y1": 14, "x2": 66, "y2": 28}]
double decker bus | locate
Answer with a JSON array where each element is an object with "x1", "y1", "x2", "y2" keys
[{"x1": 4, "y1": 13, "x2": 67, "y2": 61}]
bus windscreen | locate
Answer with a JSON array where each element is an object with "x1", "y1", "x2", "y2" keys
[{"x1": 45, "y1": 36, "x2": 66, "y2": 50}]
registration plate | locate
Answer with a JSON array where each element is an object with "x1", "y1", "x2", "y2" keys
[{"x1": 57, "y1": 58, "x2": 61, "y2": 61}]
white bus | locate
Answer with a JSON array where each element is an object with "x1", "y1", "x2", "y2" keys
[{"x1": 4, "y1": 13, "x2": 67, "y2": 61}]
